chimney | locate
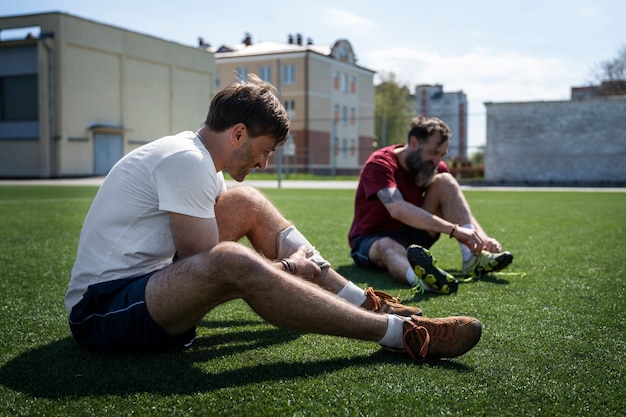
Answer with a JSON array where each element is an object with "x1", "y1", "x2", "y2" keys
[
  {"x1": 296, "y1": 33, "x2": 302, "y2": 46},
  {"x1": 307, "y1": 37, "x2": 313, "y2": 45},
  {"x1": 243, "y1": 32, "x2": 252, "y2": 46},
  {"x1": 288, "y1": 34, "x2": 294, "y2": 44}
]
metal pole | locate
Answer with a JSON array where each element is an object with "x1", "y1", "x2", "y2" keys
[
  {"x1": 331, "y1": 119, "x2": 336, "y2": 178},
  {"x1": 276, "y1": 58, "x2": 282, "y2": 188}
]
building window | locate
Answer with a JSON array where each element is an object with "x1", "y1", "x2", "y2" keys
[
  {"x1": 260, "y1": 65, "x2": 271, "y2": 83},
  {"x1": 0, "y1": 74, "x2": 38, "y2": 121},
  {"x1": 236, "y1": 67, "x2": 248, "y2": 81},
  {"x1": 215, "y1": 70, "x2": 220, "y2": 89},
  {"x1": 283, "y1": 64, "x2": 295, "y2": 85},
  {"x1": 333, "y1": 104, "x2": 340, "y2": 123},
  {"x1": 333, "y1": 71, "x2": 340, "y2": 90},
  {"x1": 350, "y1": 107, "x2": 356, "y2": 125},
  {"x1": 341, "y1": 138, "x2": 348, "y2": 158},
  {"x1": 284, "y1": 99, "x2": 295, "y2": 120},
  {"x1": 350, "y1": 75, "x2": 357, "y2": 94},
  {"x1": 342, "y1": 106, "x2": 348, "y2": 125},
  {"x1": 341, "y1": 73, "x2": 348, "y2": 93}
]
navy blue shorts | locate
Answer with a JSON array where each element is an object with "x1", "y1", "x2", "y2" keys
[
  {"x1": 351, "y1": 227, "x2": 440, "y2": 269},
  {"x1": 68, "y1": 273, "x2": 196, "y2": 352}
]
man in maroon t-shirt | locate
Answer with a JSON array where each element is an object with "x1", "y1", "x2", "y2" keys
[{"x1": 349, "y1": 116, "x2": 513, "y2": 294}]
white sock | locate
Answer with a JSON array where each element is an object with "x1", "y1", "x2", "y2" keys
[
  {"x1": 378, "y1": 314, "x2": 407, "y2": 349},
  {"x1": 277, "y1": 225, "x2": 331, "y2": 268},
  {"x1": 460, "y1": 223, "x2": 474, "y2": 261},
  {"x1": 336, "y1": 282, "x2": 367, "y2": 306},
  {"x1": 406, "y1": 267, "x2": 430, "y2": 291}
]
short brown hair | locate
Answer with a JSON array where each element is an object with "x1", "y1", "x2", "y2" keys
[
  {"x1": 205, "y1": 74, "x2": 290, "y2": 145},
  {"x1": 407, "y1": 115, "x2": 451, "y2": 146}
]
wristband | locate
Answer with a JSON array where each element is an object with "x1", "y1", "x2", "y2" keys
[{"x1": 449, "y1": 224, "x2": 459, "y2": 239}]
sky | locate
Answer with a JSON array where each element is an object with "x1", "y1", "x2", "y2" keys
[{"x1": 3, "y1": 0, "x2": 625, "y2": 151}]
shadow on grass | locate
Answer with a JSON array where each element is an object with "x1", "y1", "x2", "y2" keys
[{"x1": 0, "y1": 319, "x2": 474, "y2": 399}]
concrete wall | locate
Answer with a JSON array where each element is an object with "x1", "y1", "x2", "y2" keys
[{"x1": 485, "y1": 98, "x2": 626, "y2": 185}]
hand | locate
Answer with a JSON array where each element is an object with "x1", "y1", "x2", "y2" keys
[
  {"x1": 482, "y1": 237, "x2": 502, "y2": 253},
  {"x1": 286, "y1": 246, "x2": 321, "y2": 279},
  {"x1": 454, "y1": 226, "x2": 484, "y2": 255}
]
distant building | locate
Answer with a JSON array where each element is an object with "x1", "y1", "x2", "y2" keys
[
  {"x1": 571, "y1": 81, "x2": 626, "y2": 100},
  {"x1": 414, "y1": 84, "x2": 468, "y2": 160},
  {"x1": 0, "y1": 12, "x2": 214, "y2": 178},
  {"x1": 208, "y1": 33, "x2": 376, "y2": 175},
  {"x1": 485, "y1": 97, "x2": 626, "y2": 185},
  {"x1": 570, "y1": 85, "x2": 600, "y2": 101}
]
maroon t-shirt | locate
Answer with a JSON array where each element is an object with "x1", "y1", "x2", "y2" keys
[{"x1": 348, "y1": 145, "x2": 449, "y2": 247}]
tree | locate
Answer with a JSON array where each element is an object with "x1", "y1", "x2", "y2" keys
[
  {"x1": 592, "y1": 45, "x2": 626, "y2": 95},
  {"x1": 375, "y1": 72, "x2": 413, "y2": 146}
]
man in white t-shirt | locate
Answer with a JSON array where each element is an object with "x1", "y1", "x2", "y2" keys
[{"x1": 66, "y1": 75, "x2": 482, "y2": 361}]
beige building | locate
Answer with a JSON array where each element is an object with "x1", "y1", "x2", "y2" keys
[
  {"x1": 0, "y1": 12, "x2": 214, "y2": 178},
  {"x1": 209, "y1": 33, "x2": 376, "y2": 175}
]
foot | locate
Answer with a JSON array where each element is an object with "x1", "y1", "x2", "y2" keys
[
  {"x1": 361, "y1": 287, "x2": 422, "y2": 316},
  {"x1": 410, "y1": 315, "x2": 482, "y2": 359},
  {"x1": 407, "y1": 245, "x2": 458, "y2": 294},
  {"x1": 383, "y1": 316, "x2": 482, "y2": 360},
  {"x1": 462, "y1": 250, "x2": 514, "y2": 277}
]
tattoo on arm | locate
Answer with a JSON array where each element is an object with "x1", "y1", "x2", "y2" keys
[{"x1": 377, "y1": 187, "x2": 403, "y2": 204}]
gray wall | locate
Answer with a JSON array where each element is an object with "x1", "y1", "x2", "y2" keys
[{"x1": 485, "y1": 98, "x2": 626, "y2": 185}]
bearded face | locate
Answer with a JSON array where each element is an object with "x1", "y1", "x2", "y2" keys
[{"x1": 405, "y1": 144, "x2": 438, "y2": 187}]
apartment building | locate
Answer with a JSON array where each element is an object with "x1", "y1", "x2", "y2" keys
[
  {"x1": 209, "y1": 33, "x2": 376, "y2": 175},
  {"x1": 414, "y1": 84, "x2": 468, "y2": 160},
  {"x1": 0, "y1": 12, "x2": 214, "y2": 178}
]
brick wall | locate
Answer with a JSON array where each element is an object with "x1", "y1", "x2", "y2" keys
[{"x1": 485, "y1": 98, "x2": 626, "y2": 185}]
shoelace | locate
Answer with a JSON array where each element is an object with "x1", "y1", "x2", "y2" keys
[
  {"x1": 420, "y1": 318, "x2": 455, "y2": 344},
  {"x1": 409, "y1": 278, "x2": 425, "y2": 297},
  {"x1": 364, "y1": 288, "x2": 403, "y2": 313},
  {"x1": 403, "y1": 323, "x2": 429, "y2": 360}
]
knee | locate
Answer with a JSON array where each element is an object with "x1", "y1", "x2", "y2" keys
[
  {"x1": 203, "y1": 241, "x2": 257, "y2": 270},
  {"x1": 432, "y1": 172, "x2": 459, "y2": 189},
  {"x1": 220, "y1": 186, "x2": 267, "y2": 205},
  {"x1": 372, "y1": 237, "x2": 404, "y2": 264}
]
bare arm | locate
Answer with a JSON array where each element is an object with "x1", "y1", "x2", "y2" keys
[
  {"x1": 169, "y1": 212, "x2": 220, "y2": 259},
  {"x1": 377, "y1": 187, "x2": 456, "y2": 235},
  {"x1": 170, "y1": 212, "x2": 320, "y2": 277},
  {"x1": 377, "y1": 187, "x2": 484, "y2": 253}
]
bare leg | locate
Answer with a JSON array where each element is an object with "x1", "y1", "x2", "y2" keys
[
  {"x1": 422, "y1": 173, "x2": 473, "y2": 226},
  {"x1": 368, "y1": 174, "x2": 473, "y2": 284},
  {"x1": 145, "y1": 241, "x2": 387, "y2": 340},
  {"x1": 369, "y1": 237, "x2": 413, "y2": 284},
  {"x1": 215, "y1": 186, "x2": 350, "y2": 293}
]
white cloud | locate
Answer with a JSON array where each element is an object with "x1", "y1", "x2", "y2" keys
[
  {"x1": 364, "y1": 46, "x2": 581, "y2": 148},
  {"x1": 366, "y1": 46, "x2": 572, "y2": 102},
  {"x1": 323, "y1": 8, "x2": 375, "y2": 28}
]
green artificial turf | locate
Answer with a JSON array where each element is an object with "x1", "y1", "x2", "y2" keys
[{"x1": 0, "y1": 185, "x2": 624, "y2": 416}]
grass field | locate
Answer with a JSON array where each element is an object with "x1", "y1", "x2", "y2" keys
[{"x1": 0, "y1": 185, "x2": 624, "y2": 416}]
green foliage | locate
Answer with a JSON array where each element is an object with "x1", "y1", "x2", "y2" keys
[
  {"x1": 375, "y1": 72, "x2": 413, "y2": 146},
  {"x1": 592, "y1": 44, "x2": 626, "y2": 95},
  {"x1": 0, "y1": 185, "x2": 625, "y2": 416},
  {"x1": 469, "y1": 145, "x2": 485, "y2": 166}
]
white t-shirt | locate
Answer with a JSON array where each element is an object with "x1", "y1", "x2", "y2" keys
[{"x1": 65, "y1": 131, "x2": 226, "y2": 311}]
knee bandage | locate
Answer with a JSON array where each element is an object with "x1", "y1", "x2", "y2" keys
[{"x1": 276, "y1": 225, "x2": 331, "y2": 268}]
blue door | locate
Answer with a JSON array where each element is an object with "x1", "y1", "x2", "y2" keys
[{"x1": 94, "y1": 133, "x2": 123, "y2": 175}]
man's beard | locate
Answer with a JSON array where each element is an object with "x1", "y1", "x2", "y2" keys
[{"x1": 406, "y1": 149, "x2": 437, "y2": 187}]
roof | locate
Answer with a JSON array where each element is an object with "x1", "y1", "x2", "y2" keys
[{"x1": 210, "y1": 41, "x2": 330, "y2": 58}]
